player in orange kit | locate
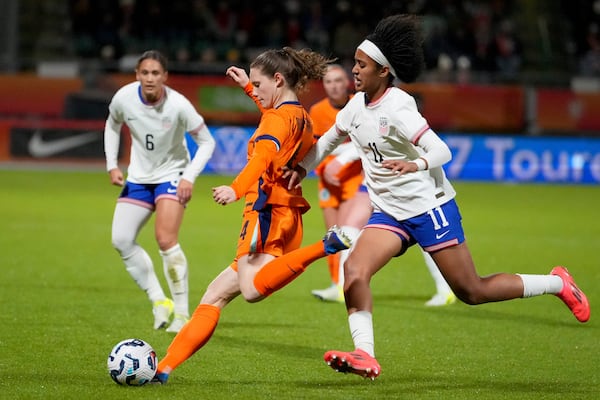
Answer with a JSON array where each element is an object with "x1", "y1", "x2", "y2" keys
[{"x1": 151, "y1": 47, "x2": 352, "y2": 384}]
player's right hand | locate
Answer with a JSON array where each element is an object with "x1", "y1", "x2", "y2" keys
[
  {"x1": 108, "y1": 168, "x2": 124, "y2": 187},
  {"x1": 212, "y1": 185, "x2": 237, "y2": 205}
]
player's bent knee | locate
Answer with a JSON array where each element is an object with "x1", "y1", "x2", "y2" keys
[
  {"x1": 241, "y1": 291, "x2": 264, "y2": 303},
  {"x1": 453, "y1": 287, "x2": 486, "y2": 305},
  {"x1": 238, "y1": 282, "x2": 264, "y2": 303},
  {"x1": 111, "y1": 235, "x2": 135, "y2": 255}
]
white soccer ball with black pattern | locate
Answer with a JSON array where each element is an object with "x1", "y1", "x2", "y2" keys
[{"x1": 107, "y1": 338, "x2": 157, "y2": 386}]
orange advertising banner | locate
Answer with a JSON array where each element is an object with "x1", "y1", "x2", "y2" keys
[
  {"x1": 0, "y1": 75, "x2": 83, "y2": 118},
  {"x1": 1, "y1": 74, "x2": 599, "y2": 134},
  {"x1": 403, "y1": 83, "x2": 525, "y2": 132},
  {"x1": 536, "y1": 89, "x2": 600, "y2": 132}
]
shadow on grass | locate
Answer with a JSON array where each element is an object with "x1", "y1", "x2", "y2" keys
[
  {"x1": 296, "y1": 372, "x2": 598, "y2": 397},
  {"x1": 375, "y1": 293, "x2": 595, "y2": 328},
  {"x1": 211, "y1": 334, "x2": 321, "y2": 361}
]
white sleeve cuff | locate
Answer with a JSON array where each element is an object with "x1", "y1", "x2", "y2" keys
[
  {"x1": 413, "y1": 157, "x2": 427, "y2": 171},
  {"x1": 415, "y1": 130, "x2": 452, "y2": 170}
]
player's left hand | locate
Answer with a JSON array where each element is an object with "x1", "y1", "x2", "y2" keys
[
  {"x1": 177, "y1": 179, "x2": 193, "y2": 205},
  {"x1": 225, "y1": 66, "x2": 249, "y2": 88},
  {"x1": 381, "y1": 159, "x2": 418, "y2": 176},
  {"x1": 212, "y1": 185, "x2": 237, "y2": 205},
  {"x1": 282, "y1": 166, "x2": 307, "y2": 190}
]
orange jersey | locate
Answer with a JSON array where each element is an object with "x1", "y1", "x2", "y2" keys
[
  {"x1": 230, "y1": 101, "x2": 313, "y2": 213},
  {"x1": 308, "y1": 97, "x2": 342, "y2": 137},
  {"x1": 234, "y1": 204, "x2": 304, "y2": 260},
  {"x1": 310, "y1": 97, "x2": 345, "y2": 176},
  {"x1": 309, "y1": 95, "x2": 362, "y2": 183}
]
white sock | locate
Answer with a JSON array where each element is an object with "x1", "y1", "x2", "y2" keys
[
  {"x1": 111, "y1": 202, "x2": 165, "y2": 303},
  {"x1": 123, "y1": 246, "x2": 166, "y2": 303},
  {"x1": 160, "y1": 244, "x2": 189, "y2": 317},
  {"x1": 339, "y1": 226, "x2": 361, "y2": 287},
  {"x1": 518, "y1": 274, "x2": 563, "y2": 297},
  {"x1": 421, "y1": 250, "x2": 452, "y2": 295},
  {"x1": 349, "y1": 310, "x2": 375, "y2": 357}
]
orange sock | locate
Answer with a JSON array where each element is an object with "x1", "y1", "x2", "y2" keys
[
  {"x1": 157, "y1": 304, "x2": 220, "y2": 374},
  {"x1": 253, "y1": 240, "x2": 326, "y2": 296},
  {"x1": 328, "y1": 253, "x2": 340, "y2": 285}
]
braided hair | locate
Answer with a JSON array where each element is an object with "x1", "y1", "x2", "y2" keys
[{"x1": 365, "y1": 14, "x2": 425, "y2": 83}]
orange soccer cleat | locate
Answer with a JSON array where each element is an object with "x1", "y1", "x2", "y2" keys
[
  {"x1": 324, "y1": 348, "x2": 381, "y2": 380},
  {"x1": 551, "y1": 266, "x2": 590, "y2": 323}
]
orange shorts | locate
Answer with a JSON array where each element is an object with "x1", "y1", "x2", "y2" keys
[
  {"x1": 317, "y1": 160, "x2": 364, "y2": 209},
  {"x1": 235, "y1": 204, "x2": 304, "y2": 260}
]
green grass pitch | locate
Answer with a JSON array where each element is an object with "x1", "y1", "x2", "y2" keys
[{"x1": 0, "y1": 169, "x2": 598, "y2": 399}]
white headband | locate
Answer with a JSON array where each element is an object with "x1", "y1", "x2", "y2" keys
[{"x1": 357, "y1": 39, "x2": 397, "y2": 78}]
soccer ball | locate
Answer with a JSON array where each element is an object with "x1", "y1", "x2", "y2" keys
[{"x1": 107, "y1": 338, "x2": 157, "y2": 386}]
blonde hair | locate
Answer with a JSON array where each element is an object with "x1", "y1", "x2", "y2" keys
[{"x1": 251, "y1": 47, "x2": 334, "y2": 92}]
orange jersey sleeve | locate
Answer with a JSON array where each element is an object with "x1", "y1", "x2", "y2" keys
[
  {"x1": 230, "y1": 102, "x2": 313, "y2": 212},
  {"x1": 243, "y1": 82, "x2": 266, "y2": 114}
]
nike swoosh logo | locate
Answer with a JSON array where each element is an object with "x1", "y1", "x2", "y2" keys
[
  {"x1": 28, "y1": 130, "x2": 99, "y2": 157},
  {"x1": 167, "y1": 188, "x2": 177, "y2": 194},
  {"x1": 435, "y1": 231, "x2": 450, "y2": 240}
]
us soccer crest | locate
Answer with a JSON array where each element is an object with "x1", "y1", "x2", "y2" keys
[
  {"x1": 162, "y1": 117, "x2": 173, "y2": 130},
  {"x1": 378, "y1": 117, "x2": 389, "y2": 136}
]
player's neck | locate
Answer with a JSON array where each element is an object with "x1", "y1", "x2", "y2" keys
[
  {"x1": 142, "y1": 87, "x2": 165, "y2": 105},
  {"x1": 274, "y1": 90, "x2": 298, "y2": 108}
]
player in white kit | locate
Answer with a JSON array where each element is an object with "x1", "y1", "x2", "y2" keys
[
  {"x1": 286, "y1": 15, "x2": 590, "y2": 379},
  {"x1": 104, "y1": 50, "x2": 216, "y2": 333}
]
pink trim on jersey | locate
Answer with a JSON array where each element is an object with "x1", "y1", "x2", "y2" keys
[
  {"x1": 364, "y1": 223, "x2": 410, "y2": 240},
  {"x1": 188, "y1": 121, "x2": 206, "y2": 134},
  {"x1": 423, "y1": 239, "x2": 459, "y2": 252},
  {"x1": 366, "y1": 87, "x2": 392, "y2": 107},
  {"x1": 412, "y1": 124, "x2": 431, "y2": 145},
  {"x1": 117, "y1": 197, "x2": 155, "y2": 211}
]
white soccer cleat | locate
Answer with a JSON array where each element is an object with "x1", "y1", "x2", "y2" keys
[
  {"x1": 425, "y1": 292, "x2": 456, "y2": 307},
  {"x1": 322, "y1": 225, "x2": 352, "y2": 255},
  {"x1": 165, "y1": 314, "x2": 189, "y2": 333},
  {"x1": 152, "y1": 298, "x2": 174, "y2": 330},
  {"x1": 311, "y1": 284, "x2": 344, "y2": 303}
]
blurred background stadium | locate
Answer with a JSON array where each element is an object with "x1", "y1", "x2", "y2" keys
[
  {"x1": 2, "y1": 0, "x2": 599, "y2": 83},
  {"x1": 1, "y1": 0, "x2": 599, "y2": 183}
]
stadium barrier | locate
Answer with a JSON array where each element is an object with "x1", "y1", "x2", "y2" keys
[
  {"x1": 2, "y1": 74, "x2": 600, "y2": 134},
  {"x1": 2, "y1": 121, "x2": 599, "y2": 185}
]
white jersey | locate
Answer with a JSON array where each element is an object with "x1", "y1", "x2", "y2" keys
[
  {"x1": 105, "y1": 82, "x2": 214, "y2": 184},
  {"x1": 332, "y1": 87, "x2": 455, "y2": 220}
]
